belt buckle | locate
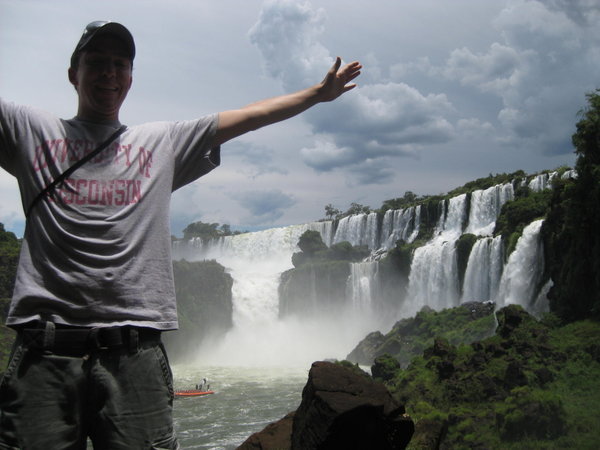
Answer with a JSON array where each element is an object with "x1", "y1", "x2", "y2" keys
[{"x1": 88, "y1": 327, "x2": 109, "y2": 350}]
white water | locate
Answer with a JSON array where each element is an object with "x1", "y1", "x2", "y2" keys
[
  {"x1": 404, "y1": 195, "x2": 466, "y2": 316},
  {"x1": 496, "y1": 219, "x2": 545, "y2": 309},
  {"x1": 466, "y1": 183, "x2": 514, "y2": 236},
  {"x1": 173, "y1": 222, "x2": 383, "y2": 368},
  {"x1": 380, "y1": 206, "x2": 420, "y2": 250},
  {"x1": 348, "y1": 261, "x2": 379, "y2": 313},
  {"x1": 172, "y1": 365, "x2": 306, "y2": 449},
  {"x1": 173, "y1": 174, "x2": 557, "y2": 369},
  {"x1": 168, "y1": 173, "x2": 560, "y2": 446},
  {"x1": 461, "y1": 236, "x2": 504, "y2": 303}
]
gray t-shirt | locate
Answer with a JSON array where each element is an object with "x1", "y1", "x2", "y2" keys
[{"x1": 0, "y1": 99, "x2": 220, "y2": 330}]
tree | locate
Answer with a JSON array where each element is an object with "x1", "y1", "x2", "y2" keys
[
  {"x1": 219, "y1": 224, "x2": 231, "y2": 235},
  {"x1": 345, "y1": 202, "x2": 370, "y2": 216},
  {"x1": 324, "y1": 204, "x2": 341, "y2": 220},
  {"x1": 544, "y1": 89, "x2": 600, "y2": 321},
  {"x1": 297, "y1": 230, "x2": 328, "y2": 255},
  {"x1": 182, "y1": 221, "x2": 220, "y2": 241},
  {"x1": 182, "y1": 221, "x2": 238, "y2": 241}
]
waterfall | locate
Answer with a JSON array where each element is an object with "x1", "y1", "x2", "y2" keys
[
  {"x1": 173, "y1": 222, "x2": 384, "y2": 366},
  {"x1": 438, "y1": 194, "x2": 467, "y2": 237},
  {"x1": 461, "y1": 235, "x2": 504, "y2": 303},
  {"x1": 380, "y1": 206, "x2": 420, "y2": 250},
  {"x1": 173, "y1": 172, "x2": 558, "y2": 365},
  {"x1": 403, "y1": 195, "x2": 466, "y2": 316},
  {"x1": 333, "y1": 214, "x2": 367, "y2": 247},
  {"x1": 528, "y1": 172, "x2": 558, "y2": 192},
  {"x1": 347, "y1": 261, "x2": 379, "y2": 312},
  {"x1": 495, "y1": 219, "x2": 545, "y2": 310},
  {"x1": 365, "y1": 212, "x2": 379, "y2": 250},
  {"x1": 466, "y1": 184, "x2": 514, "y2": 236},
  {"x1": 405, "y1": 240, "x2": 460, "y2": 316}
]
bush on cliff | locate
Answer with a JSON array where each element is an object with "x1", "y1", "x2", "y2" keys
[
  {"x1": 282, "y1": 232, "x2": 371, "y2": 318},
  {"x1": 494, "y1": 189, "x2": 552, "y2": 257},
  {"x1": 291, "y1": 231, "x2": 369, "y2": 268},
  {"x1": 382, "y1": 305, "x2": 600, "y2": 449}
]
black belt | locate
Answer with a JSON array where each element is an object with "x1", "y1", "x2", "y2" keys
[{"x1": 19, "y1": 322, "x2": 161, "y2": 356}]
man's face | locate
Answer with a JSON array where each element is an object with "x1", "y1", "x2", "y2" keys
[{"x1": 68, "y1": 35, "x2": 133, "y2": 122}]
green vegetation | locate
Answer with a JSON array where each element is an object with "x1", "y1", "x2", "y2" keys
[
  {"x1": 373, "y1": 306, "x2": 600, "y2": 449},
  {"x1": 291, "y1": 230, "x2": 369, "y2": 268},
  {"x1": 324, "y1": 203, "x2": 342, "y2": 220},
  {"x1": 543, "y1": 89, "x2": 600, "y2": 321},
  {"x1": 180, "y1": 221, "x2": 244, "y2": 241},
  {"x1": 280, "y1": 231, "x2": 371, "y2": 317},
  {"x1": 379, "y1": 191, "x2": 422, "y2": 213},
  {"x1": 380, "y1": 239, "x2": 424, "y2": 280},
  {"x1": 348, "y1": 302, "x2": 497, "y2": 368},
  {"x1": 494, "y1": 189, "x2": 552, "y2": 257},
  {"x1": 455, "y1": 233, "x2": 477, "y2": 288},
  {"x1": 0, "y1": 224, "x2": 20, "y2": 370},
  {"x1": 0, "y1": 224, "x2": 20, "y2": 301},
  {"x1": 447, "y1": 171, "x2": 526, "y2": 198},
  {"x1": 322, "y1": 202, "x2": 372, "y2": 221}
]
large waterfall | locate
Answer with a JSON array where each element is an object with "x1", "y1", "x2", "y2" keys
[{"x1": 173, "y1": 172, "x2": 558, "y2": 366}]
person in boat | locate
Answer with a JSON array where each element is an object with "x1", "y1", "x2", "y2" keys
[{"x1": 0, "y1": 20, "x2": 361, "y2": 449}]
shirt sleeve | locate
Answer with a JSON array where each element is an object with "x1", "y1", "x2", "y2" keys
[
  {"x1": 169, "y1": 113, "x2": 221, "y2": 191},
  {"x1": 0, "y1": 98, "x2": 22, "y2": 175}
]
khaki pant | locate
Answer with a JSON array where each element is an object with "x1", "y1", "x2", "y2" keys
[{"x1": 0, "y1": 330, "x2": 178, "y2": 449}]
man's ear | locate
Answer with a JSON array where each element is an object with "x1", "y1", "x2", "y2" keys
[{"x1": 68, "y1": 67, "x2": 78, "y2": 89}]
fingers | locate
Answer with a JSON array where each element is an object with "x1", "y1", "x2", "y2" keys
[
  {"x1": 343, "y1": 83, "x2": 357, "y2": 93},
  {"x1": 343, "y1": 61, "x2": 362, "y2": 78},
  {"x1": 320, "y1": 57, "x2": 362, "y2": 101},
  {"x1": 332, "y1": 56, "x2": 342, "y2": 72},
  {"x1": 334, "y1": 58, "x2": 362, "y2": 81}
]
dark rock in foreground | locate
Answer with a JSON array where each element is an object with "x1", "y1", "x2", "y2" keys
[{"x1": 238, "y1": 361, "x2": 414, "y2": 449}]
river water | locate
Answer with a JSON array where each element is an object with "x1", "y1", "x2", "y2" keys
[{"x1": 172, "y1": 365, "x2": 308, "y2": 449}]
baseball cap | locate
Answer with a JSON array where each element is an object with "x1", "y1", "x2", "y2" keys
[{"x1": 70, "y1": 21, "x2": 136, "y2": 68}]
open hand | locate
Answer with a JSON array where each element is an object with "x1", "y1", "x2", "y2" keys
[{"x1": 318, "y1": 57, "x2": 362, "y2": 102}]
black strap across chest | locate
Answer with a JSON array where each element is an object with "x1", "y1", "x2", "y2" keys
[{"x1": 26, "y1": 125, "x2": 127, "y2": 218}]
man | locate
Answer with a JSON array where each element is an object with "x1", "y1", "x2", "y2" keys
[{"x1": 0, "y1": 21, "x2": 360, "y2": 449}]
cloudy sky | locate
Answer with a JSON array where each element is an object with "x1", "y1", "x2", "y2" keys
[{"x1": 1, "y1": 0, "x2": 598, "y2": 237}]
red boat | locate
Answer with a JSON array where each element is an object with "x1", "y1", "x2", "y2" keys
[{"x1": 174, "y1": 389, "x2": 215, "y2": 398}]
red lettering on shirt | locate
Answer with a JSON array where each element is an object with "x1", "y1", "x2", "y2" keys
[{"x1": 49, "y1": 178, "x2": 143, "y2": 207}]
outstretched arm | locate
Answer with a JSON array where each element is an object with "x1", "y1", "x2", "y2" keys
[{"x1": 214, "y1": 57, "x2": 361, "y2": 146}]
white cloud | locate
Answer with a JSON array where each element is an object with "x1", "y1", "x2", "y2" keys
[
  {"x1": 248, "y1": 0, "x2": 330, "y2": 90},
  {"x1": 232, "y1": 189, "x2": 297, "y2": 224},
  {"x1": 248, "y1": 0, "x2": 458, "y2": 184},
  {"x1": 300, "y1": 139, "x2": 357, "y2": 172},
  {"x1": 441, "y1": 43, "x2": 527, "y2": 94},
  {"x1": 226, "y1": 140, "x2": 289, "y2": 178},
  {"x1": 346, "y1": 159, "x2": 396, "y2": 186},
  {"x1": 0, "y1": 0, "x2": 589, "y2": 234},
  {"x1": 393, "y1": 0, "x2": 600, "y2": 156},
  {"x1": 457, "y1": 118, "x2": 496, "y2": 138}
]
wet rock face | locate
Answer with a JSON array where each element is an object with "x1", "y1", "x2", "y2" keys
[
  {"x1": 238, "y1": 361, "x2": 414, "y2": 450},
  {"x1": 237, "y1": 412, "x2": 295, "y2": 450},
  {"x1": 346, "y1": 331, "x2": 386, "y2": 366}
]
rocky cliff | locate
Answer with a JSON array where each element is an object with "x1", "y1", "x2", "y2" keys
[{"x1": 238, "y1": 361, "x2": 414, "y2": 450}]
